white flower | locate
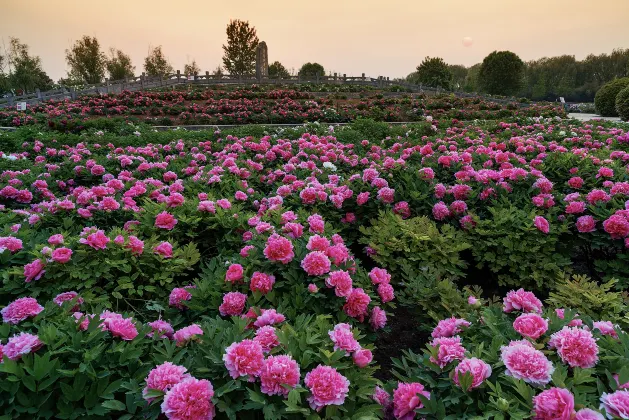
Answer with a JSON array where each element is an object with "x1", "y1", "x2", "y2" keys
[
  {"x1": 559, "y1": 131, "x2": 566, "y2": 136},
  {"x1": 425, "y1": 116, "x2": 433, "y2": 122},
  {"x1": 323, "y1": 162, "x2": 337, "y2": 172},
  {"x1": 328, "y1": 125, "x2": 335, "y2": 133},
  {"x1": 133, "y1": 131, "x2": 141, "y2": 136}
]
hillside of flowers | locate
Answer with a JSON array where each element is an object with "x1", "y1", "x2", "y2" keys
[
  {"x1": 0, "y1": 88, "x2": 564, "y2": 129},
  {"x1": 2, "y1": 112, "x2": 629, "y2": 419}
]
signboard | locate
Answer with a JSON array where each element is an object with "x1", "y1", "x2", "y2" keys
[
  {"x1": 559, "y1": 97, "x2": 565, "y2": 103},
  {"x1": 187, "y1": 75, "x2": 195, "y2": 81},
  {"x1": 16, "y1": 102, "x2": 27, "y2": 111}
]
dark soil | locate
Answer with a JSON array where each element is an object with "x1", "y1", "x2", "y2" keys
[{"x1": 373, "y1": 305, "x2": 430, "y2": 382}]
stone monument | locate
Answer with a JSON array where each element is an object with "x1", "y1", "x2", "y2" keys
[{"x1": 256, "y1": 41, "x2": 268, "y2": 80}]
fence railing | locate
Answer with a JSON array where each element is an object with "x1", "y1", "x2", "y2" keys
[{"x1": 0, "y1": 69, "x2": 531, "y2": 109}]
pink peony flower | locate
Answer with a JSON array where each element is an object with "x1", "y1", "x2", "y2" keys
[
  {"x1": 534, "y1": 216, "x2": 550, "y2": 234},
  {"x1": 23, "y1": 259, "x2": 46, "y2": 282},
  {"x1": 576, "y1": 215, "x2": 596, "y2": 233},
  {"x1": 353, "y1": 348, "x2": 373, "y2": 368},
  {"x1": 223, "y1": 339, "x2": 265, "y2": 380},
  {"x1": 48, "y1": 234, "x2": 64, "y2": 245},
  {"x1": 169, "y1": 287, "x2": 193, "y2": 309},
  {"x1": 51, "y1": 247, "x2": 72, "y2": 263},
  {"x1": 373, "y1": 386, "x2": 392, "y2": 407},
  {"x1": 301, "y1": 251, "x2": 332, "y2": 276},
  {"x1": 593, "y1": 321, "x2": 618, "y2": 338},
  {"x1": 503, "y1": 289, "x2": 543, "y2": 313},
  {"x1": 147, "y1": 319, "x2": 174, "y2": 339},
  {"x1": 304, "y1": 365, "x2": 350, "y2": 411},
  {"x1": 253, "y1": 308, "x2": 286, "y2": 328},
  {"x1": 325, "y1": 270, "x2": 353, "y2": 297},
  {"x1": 343, "y1": 288, "x2": 371, "y2": 321},
  {"x1": 431, "y1": 317, "x2": 471, "y2": 338},
  {"x1": 225, "y1": 263, "x2": 244, "y2": 283},
  {"x1": 308, "y1": 283, "x2": 319, "y2": 293},
  {"x1": 154, "y1": 241, "x2": 173, "y2": 258},
  {"x1": 219, "y1": 292, "x2": 247, "y2": 316},
  {"x1": 155, "y1": 211, "x2": 178, "y2": 230},
  {"x1": 430, "y1": 336, "x2": 466, "y2": 368},
  {"x1": 260, "y1": 355, "x2": 301, "y2": 397},
  {"x1": 501, "y1": 341, "x2": 553, "y2": 385},
  {"x1": 107, "y1": 317, "x2": 139, "y2": 340},
  {"x1": 3, "y1": 332, "x2": 43, "y2": 360},
  {"x1": 1, "y1": 297, "x2": 44, "y2": 324},
  {"x1": 143, "y1": 362, "x2": 190, "y2": 401},
  {"x1": 161, "y1": 378, "x2": 215, "y2": 420},
  {"x1": 80, "y1": 230, "x2": 110, "y2": 250},
  {"x1": 53, "y1": 291, "x2": 83, "y2": 310},
  {"x1": 328, "y1": 323, "x2": 360, "y2": 355},
  {"x1": 603, "y1": 215, "x2": 629, "y2": 239},
  {"x1": 126, "y1": 236, "x2": 144, "y2": 255},
  {"x1": 600, "y1": 390, "x2": 629, "y2": 419},
  {"x1": 453, "y1": 358, "x2": 492, "y2": 390},
  {"x1": 513, "y1": 313, "x2": 548, "y2": 340},
  {"x1": 306, "y1": 234, "x2": 331, "y2": 252},
  {"x1": 575, "y1": 408, "x2": 605, "y2": 420},
  {"x1": 263, "y1": 234, "x2": 294, "y2": 264},
  {"x1": 173, "y1": 324, "x2": 204, "y2": 346},
  {"x1": 533, "y1": 387, "x2": 575, "y2": 420},
  {"x1": 377, "y1": 283, "x2": 395, "y2": 303},
  {"x1": 393, "y1": 382, "x2": 431, "y2": 420},
  {"x1": 253, "y1": 325, "x2": 279, "y2": 353},
  {"x1": 249, "y1": 272, "x2": 275, "y2": 294},
  {"x1": 369, "y1": 267, "x2": 391, "y2": 284},
  {"x1": 548, "y1": 327, "x2": 599, "y2": 368},
  {"x1": 370, "y1": 307, "x2": 387, "y2": 330},
  {"x1": 0, "y1": 236, "x2": 22, "y2": 252}
]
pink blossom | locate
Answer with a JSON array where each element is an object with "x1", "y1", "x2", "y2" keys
[
  {"x1": 534, "y1": 216, "x2": 550, "y2": 234},
  {"x1": 593, "y1": 321, "x2": 618, "y2": 338},
  {"x1": 430, "y1": 336, "x2": 466, "y2": 368},
  {"x1": 432, "y1": 201, "x2": 451, "y2": 220},
  {"x1": 260, "y1": 355, "x2": 301, "y2": 397},
  {"x1": 306, "y1": 234, "x2": 331, "y2": 252},
  {"x1": 370, "y1": 307, "x2": 387, "y2": 330},
  {"x1": 308, "y1": 283, "x2": 319, "y2": 293},
  {"x1": 301, "y1": 251, "x2": 332, "y2": 276},
  {"x1": 503, "y1": 289, "x2": 543, "y2": 313},
  {"x1": 169, "y1": 286, "x2": 193, "y2": 309},
  {"x1": 1, "y1": 297, "x2": 44, "y2": 324},
  {"x1": 575, "y1": 408, "x2": 605, "y2": 420},
  {"x1": 223, "y1": 339, "x2": 265, "y2": 380},
  {"x1": 378, "y1": 283, "x2": 395, "y2": 303},
  {"x1": 326, "y1": 270, "x2": 353, "y2": 297},
  {"x1": 353, "y1": 348, "x2": 373, "y2": 368},
  {"x1": 51, "y1": 247, "x2": 72, "y2": 263},
  {"x1": 393, "y1": 382, "x2": 430, "y2": 420},
  {"x1": 343, "y1": 288, "x2": 371, "y2": 321},
  {"x1": 263, "y1": 233, "x2": 294, "y2": 264},
  {"x1": 219, "y1": 292, "x2": 247, "y2": 316},
  {"x1": 307, "y1": 214, "x2": 325, "y2": 233},
  {"x1": 253, "y1": 325, "x2": 279, "y2": 353},
  {"x1": 155, "y1": 211, "x2": 178, "y2": 230},
  {"x1": 0, "y1": 236, "x2": 22, "y2": 252},
  {"x1": 453, "y1": 357, "x2": 492, "y2": 390},
  {"x1": 147, "y1": 319, "x2": 174, "y2": 339},
  {"x1": 154, "y1": 241, "x2": 173, "y2": 258},
  {"x1": 577, "y1": 215, "x2": 596, "y2": 232},
  {"x1": 600, "y1": 391, "x2": 629, "y2": 419},
  {"x1": 549, "y1": 327, "x2": 599, "y2": 368},
  {"x1": 513, "y1": 313, "x2": 548, "y2": 340},
  {"x1": 80, "y1": 230, "x2": 110, "y2": 250},
  {"x1": 225, "y1": 263, "x2": 244, "y2": 283},
  {"x1": 533, "y1": 387, "x2": 575, "y2": 420},
  {"x1": 501, "y1": 341, "x2": 553, "y2": 385},
  {"x1": 107, "y1": 317, "x2": 139, "y2": 340},
  {"x1": 304, "y1": 365, "x2": 350, "y2": 411},
  {"x1": 328, "y1": 323, "x2": 360, "y2": 355},
  {"x1": 53, "y1": 291, "x2": 83, "y2": 310},
  {"x1": 369, "y1": 267, "x2": 391, "y2": 285},
  {"x1": 253, "y1": 309, "x2": 286, "y2": 328},
  {"x1": 603, "y1": 215, "x2": 629, "y2": 239},
  {"x1": 161, "y1": 378, "x2": 215, "y2": 420},
  {"x1": 431, "y1": 317, "x2": 471, "y2": 338},
  {"x1": 3, "y1": 332, "x2": 43, "y2": 361},
  {"x1": 249, "y1": 272, "x2": 275, "y2": 294},
  {"x1": 143, "y1": 362, "x2": 190, "y2": 401},
  {"x1": 173, "y1": 324, "x2": 204, "y2": 346}
]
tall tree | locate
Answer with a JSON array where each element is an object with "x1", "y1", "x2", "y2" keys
[
  {"x1": 105, "y1": 48, "x2": 135, "y2": 80},
  {"x1": 268, "y1": 61, "x2": 290, "y2": 79},
  {"x1": 298, "y1": 62, "x2": 325, "y2": 78},
  {"x1": 478, "y1": 50, "x2": 525, "y2": 96},
  {"x1": 65, "y1": 35, "x2": 106, "y2": 84},
  {"x1": 144, "y1": 46, "x2": 173, "y2": 77},
  {"x1": 414, "y1": 56, "x2": 453, "y2": 89},
  {"x1": 463, "y1": 63, "x2": 481, "y2": 92},
  {"x1": 222, "y1": 20, "x2": 259, "y2": 76},
  {"x1": 6, "y1": 37, "x2": 53, "y2": 93},
  {"x1": 448, "y1": 64, "x2": 468, "y2": 90},
  {"x1": 183, "y1": 60, "x2": 201, "y2": 77}
]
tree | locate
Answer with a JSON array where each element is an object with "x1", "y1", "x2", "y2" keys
[
  {"x1": 222, "y1": 19, "x2": 259, "y2": 76},
  {"x1": 105, "y1": 48, "x2": 135, "y2": 80},
  {"x1": 211, "y1": 66, "x2": 224, "y2": 79},
  {"x1": 298, "y1": 62, "x2": 325, "y2": 78},
  {"x1": 478, "y1": 51, "x2": 525, "y2": 96},
  {"x1": 6, "y1": 37, "x2": 53, "y2": 93},
  {"x1": 414, "y1": 56, "x2": 453, "y2": 89},
  {"x1": 144, "y1": 46, "x2": 173, "y2": 77},
  {"x1": 448, "y1": 64, "x2": 468, "y2": 90},
  {"x1": 268, "y1": 61, "x2": 290, "y2": 79},
  {"x1": 65, "y1": 36, "x2": 106, "y2": 84},
  {"x1": 184, "y1": 60, "x2": 201, "y2": 77}
]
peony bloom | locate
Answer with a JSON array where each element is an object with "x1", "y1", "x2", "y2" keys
[
  {"x1": 173, "y1": 324, "x2": 204, "y2": 346},
  {"x1": 23, "y1": 258, "x2": 46, "y2": 282},
  {"x1": 600, "y1": 390, "x2": 629, "y2": 419},
  {"x1": 2, "y1": 297, "x2": 44, "y2": 324},
  {"x1": 369, "y1": 267, "x2": 391, "y2": 285},
  {"x1": 377, "y1": 283, "x2": 395, "y2": 303},
  {"x1": 155, "y1": 211, "x2": 178, "y2": 230},
  {"x1": 513, "y1": 313, "x2": 548, "y2": 340},
  {"x1": 249, "y1": 272, "x2": 275, "y2": 295},
  {"x1": 548, "y1": 327, "x2": 599, "y2": 368},
  {"x1": 328, "y1": 323, "x2": 360, "y2": 355},
  {"x1": 603, "y1": 215, "x2": 629, "y2": 239},
  {"x1": 301, "y1": 251, "x2": 332, "y2": 276},
  {"x1": 147, "y1": 319, "x2": 174, "y2": 339},
  {"x1": 80, "y1": 230, "x2": 110, "y2": 250},
  {"x1": 373, "y1": 386, "x2": 392, "y2": 408},
  {"x1": 154, "y1": 241, "x2": 173, "y2": 258},
  {"x1": 431, "y1": 317, "x2": 471, "y2": 338},
  {"x1": 143, "y1": 362, "x2": 190, "y2": 401},
  {"x1": 161, "y1": 378, "x2": 215, "y2": 420},
  {"x1": 534, "y1": 216, "x2": 550, "y2": 234},
  {"x1": 430, "y1": 336, "x2": 466, "y2": 368},
  {"x1": 169, "y1": 287, "x2": 193, "y2": 309},
  {"x1": 107, "y1": 317, "x2": 139, "y2": 340},
  {"x1": 453, "y1": 358, "x2": 492, "y2": 390},
  {"x1": 343, "y1": 288, "x2": 371, "y2": 321},
  {"x1": 48, "y1": 234, "x2": 64, "y2": 245},
  {"x1": 574, "y1": 408, "x2": 604, "y2": 420},
  {"x1": 503, "y1": 289, "x2": 543, "y2": 313},
  {"x1": 593, "y1": 321, "x2": 618, "y2": 338},
  {"x1": 260, "y1": 355, "x2": 301, "y2": 397},
  {"x1": 304, "y1": 365, "x2": 350, "y2": 411},
  {"x1": 126, "y1": 236, "x2": 144, "y2": 256},
  {"x1": 532, "y1": 387, "x2": 575, "y2": 420},
  {"x1": 263, "y1": 234, "x2": 294, "y2": 264},
  {"x1": 225, "y1": 263, "x2": 244, "y2": 283},
  {"x1": 0, "y1": 236, "x2": 23, "y2": 252},
  {"x1": 53, "y1": 291, "x2": 83, "y2": 310},
  {"x1": 353, "y1": 348, "x2": 373, "y2": 368},
  {"x1": 219, "y1": 292, "x2": 247, "y2": 316},
  {"x1": 370, "y1": 306, "x2": 387, "y2": 330},
  {"x1": 223, "y1": 339, "x2": 265, "y2": 380},
  {"x1": 326, "y1": 270, "x2": 353, "y2": 297},
  {"x1": 432, "y1": 201, "x2": 451, "y2": 220},
  {"x1": 253, "y1": 325, "x2": 279, "y2": 353},
  {"x1": 393, "y1": 382, "x2": 430, "y2": 420},
  {"x1": 306, "y1": 234, "x2": 331, "y2": 252},
  {"x1": 308, "y1": 283, "x2": 319, "y2": 293},
  {"x1": 3, "y1": 332, "x2": 44, "y2": 360},
  {"x1": 501, "y1": 341, "x2": 554, "y2": 385},
  {"x1": 253, "y1": 308, "x2": 286, "y2": 328},
  {"x1": 51, "y1": 247, "x2": 73, "y2": 263},
  {"x1": 576, "y1": 215, "x2": 596, "y2": 233}
]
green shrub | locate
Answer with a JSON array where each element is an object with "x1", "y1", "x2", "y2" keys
[
  {"x1": 615, "y1": 85, "x2": 629, "y2": 121},
  {"x1": 594, "y1": 77, "x2": 629, "y2": 117}
]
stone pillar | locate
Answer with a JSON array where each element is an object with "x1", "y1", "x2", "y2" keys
[
  {"x1": 256, "y1": 41, "x2": 269, "y2": 81},
  {"x1": 176, "y1": 70, "x2": 181, "y2": 82}
]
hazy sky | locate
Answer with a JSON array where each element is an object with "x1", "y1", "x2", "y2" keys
[{"x1": 2, "y1": 0, "x2": 628, "y2": 81}]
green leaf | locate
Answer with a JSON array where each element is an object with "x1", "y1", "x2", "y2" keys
[{"x1": 101, "y1": 400, "x2": 126, "y2": 411}]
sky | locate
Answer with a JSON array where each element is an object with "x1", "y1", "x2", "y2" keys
[{"x1": 1, "y1": 0, "x2": 628, "y2": 81}]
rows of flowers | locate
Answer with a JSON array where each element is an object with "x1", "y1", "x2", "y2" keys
[
  {"x1": 0, "y1": 112, "x2": 629, "y2": 418},
  {"x1": 0, "y1": 88, "x2": 565, "y2": 128}
]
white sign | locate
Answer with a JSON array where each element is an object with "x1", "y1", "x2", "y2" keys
[
  {"x1": 187, "y1": 75, "x2": 195, "y2": 81},
  {"x1": 559, "y1": 97, "x2": 565, "y2": 103},
  {"x1": 16, "y1": 102, "x2": 27, "y2": 111}
]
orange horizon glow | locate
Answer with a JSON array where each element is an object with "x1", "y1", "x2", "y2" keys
[{"x1": 1, "y1": 0, "x2": 628, "y2": 81}]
